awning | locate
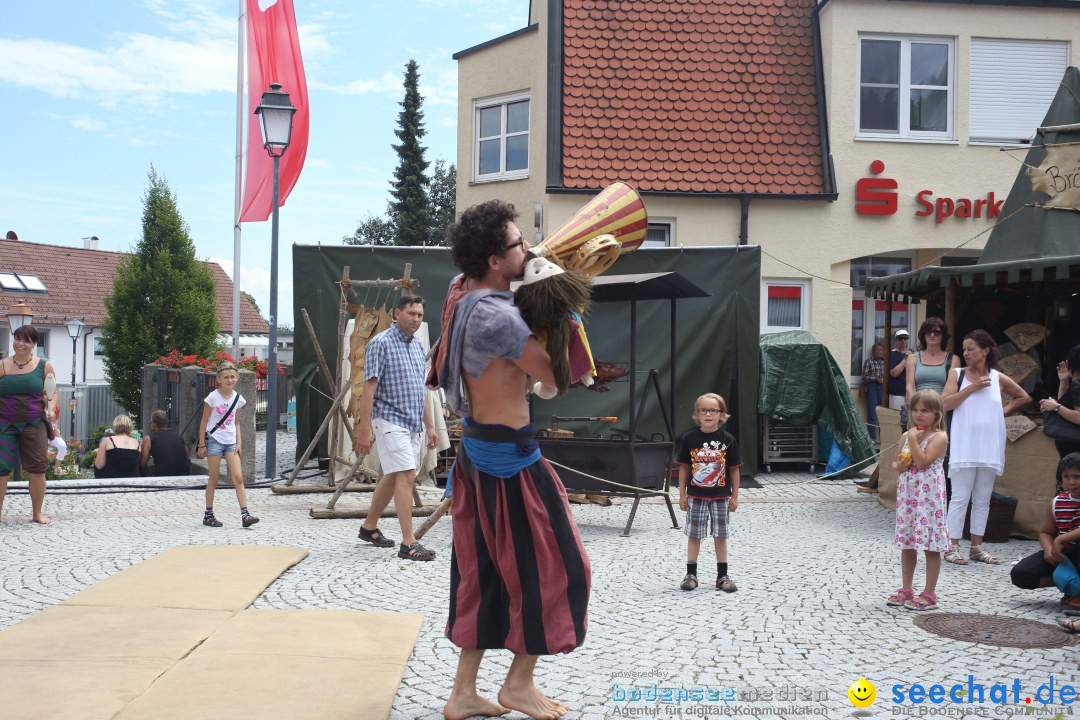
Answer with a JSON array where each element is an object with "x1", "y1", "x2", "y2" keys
[
  {"x1": 216, "y1": 333, "x2": 270, "y2": 348},
  {"x1": 864, "y1": 254, "x2": 1080, "y2": 302}
]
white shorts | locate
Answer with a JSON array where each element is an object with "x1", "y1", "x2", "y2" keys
[{"x1": 373, "y1": 418, "x2": 421, "y2": 475}]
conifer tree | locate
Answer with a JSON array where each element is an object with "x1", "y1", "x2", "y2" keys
[
  {"x1": 389, "y1": 59, "x2": 433, "y2": 246},
  {"x1": 101, "y1": 167, "x2": 219, "y2": 423}
]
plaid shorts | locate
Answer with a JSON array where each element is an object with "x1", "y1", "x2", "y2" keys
[{"x1": 684, "y1": 496, "x2": 730, "y2": 539}]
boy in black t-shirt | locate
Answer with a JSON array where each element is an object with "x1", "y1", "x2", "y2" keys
[{"x1": 676, "y1": 393, "x2": 742, "y2": 592}]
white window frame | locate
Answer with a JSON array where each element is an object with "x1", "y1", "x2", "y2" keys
[
  {"x1": 857, "y1": 34, "x2": 956, "y2": 142},
  {"x1": 969, "y1": 38, "x2": 1068, "y2": 145},
  {"x1": 472, "y1": 91, "x2": 530, "y2": 183},
  {"x1": 0, "y1": 328, "x2": 7, "y2": 358},
  {"x1": 35, "y1": 329, "x2": 49, "y2": 357},
  {"x1": 761, "y1": 279, "x2": 810, "y2": 334},
  {"x1": 643, "y1": 218, "x2": 676, "y2": 248}
]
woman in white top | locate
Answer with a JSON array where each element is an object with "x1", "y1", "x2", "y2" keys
[{"x1": 942, "y1": 329, "x2": 1030, "y2": 565}]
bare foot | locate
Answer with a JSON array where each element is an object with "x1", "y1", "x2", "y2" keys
[
  {"x1": 443, "y1": 692, "x2": 508, "y2": 720},
  {"x1": 32, "y1": 514, "x2": 50, "y2": 525},
  {"x1": 497, "y1": 685, "x2": 568, "y2": 720}
]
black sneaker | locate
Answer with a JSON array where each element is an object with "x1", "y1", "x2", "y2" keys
[
  {"x1": 242, "y1": 514, "x2": 260, "y2": 528},
  {"x1": 203, "y1": 514, "x2": 223, "y2": 527}
]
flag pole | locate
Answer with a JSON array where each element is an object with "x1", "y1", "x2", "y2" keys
[{"x1": 232, "y1": 0, "x2": 246, "y2": 361}]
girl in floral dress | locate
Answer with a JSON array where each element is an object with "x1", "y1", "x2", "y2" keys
[{"x1": 887, "y1": 390, "x2": 950, "y2": 611}]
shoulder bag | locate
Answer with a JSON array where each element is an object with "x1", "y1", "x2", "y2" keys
[{"x1": 1043, "y1": 409, "x2": 1080, "y2": 443}]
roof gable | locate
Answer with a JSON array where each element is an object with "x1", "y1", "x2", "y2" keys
[
  {"x1": 0, "y1": 238, "x2": 268, "y2": 333},
  {"x1": 560, "y1": 0, "x2": 827, "y2": 195}
]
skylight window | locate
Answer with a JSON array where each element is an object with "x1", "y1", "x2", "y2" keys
[
  {"x1": 16, "y1": 274, "x2": 47, "y2": 292},
  {"x1": 0, "y1": 273, "x2": 25, "y2": 290}
]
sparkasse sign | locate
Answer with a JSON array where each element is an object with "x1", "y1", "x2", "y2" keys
[{"x1": 855, "y1": 160, "x2": 1003, "y2": 224}]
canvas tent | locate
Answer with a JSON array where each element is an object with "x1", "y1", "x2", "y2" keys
[{"x1": 292, "y1": 245, "x2": 762, "y2": 475}]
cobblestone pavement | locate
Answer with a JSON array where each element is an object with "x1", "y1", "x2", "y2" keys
[{"x1": 1, "y1": 433, "x2": 1077, "y2": 719}]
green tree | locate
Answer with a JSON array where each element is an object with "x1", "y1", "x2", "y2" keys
[
  {"x1": 389, "y1": 59, "x2": 432, "y2": 246},
  {"x1": 101, "y1": 167, "x2": 219, "y2": 423},
  {"x1": 429, "y1": 158, "x2": 457, "y2": 245},
  {"x1": 344, "y1": 213, "x2": 395, "y2": 246},
  {"x1": 241, "y1": 290, "x2": 261, "y2": 316}
]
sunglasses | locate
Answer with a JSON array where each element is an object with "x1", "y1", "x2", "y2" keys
[
  {"x1": 926, "y1": 329, "x2": 943, "y2": 336},
  {"x1": 503, "y1": 238, "x2": 525, "y2": 253}
]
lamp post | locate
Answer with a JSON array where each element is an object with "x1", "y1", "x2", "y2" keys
[
  {"x1": 65, "y1": 319, "x2": 84, "y2": 443},
  {"x1": 7, "y1": 300, "x2": 33, "y2": 478},
  {"x1": 254, "y1": 82, "x2": 297, "y2": 480}
]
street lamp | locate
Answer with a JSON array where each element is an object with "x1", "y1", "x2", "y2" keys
[
  {"x1": 254, "y1": 82, "x2": 297, "y2": 480},
  {"x1": 65, "y1": 319, "x2": 84, "y2": 442},
  {"x1": 6, "y1": 300, "x2": 34, "y2": 356}
]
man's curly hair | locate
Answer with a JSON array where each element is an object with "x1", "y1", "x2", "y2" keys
[{"x1": 448, "y1": 200, "x2": 519, "y2": 279}]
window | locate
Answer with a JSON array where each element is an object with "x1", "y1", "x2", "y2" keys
[
  {"x1": 0, "y1": 328, "x2": 7, "y2": 359},
  {"x1": 94, "y1": 336, "x2": 105, "y2": 357},
  {"x1": 643, "y1": 219, "x2": 675, "y2": 248},
  {"x1": 858, "y1": 35, "x2": 954, "y2": 140},
  {"x1": 850, "y1": 255, "x2": 912, "y2": 378},
  {"x1": 970, "y1": 38, "x2": 1068, "y2": 144},
  {"x1": 16, "y1": 274, "x2": 47, "y2": 292},
  {"x1": 474, "y1": 93, "x2": 530, "y2": 181},
  {"x1": 35, "y1": 329, "x2": 49, "y2": 356},
  {"x1": 762, "y1": 280, "x2": 809, "y2": 333}
]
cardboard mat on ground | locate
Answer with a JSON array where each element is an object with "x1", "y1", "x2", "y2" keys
[{"x1": 0, "y1": 545, "x2": 423, "y2": 720}]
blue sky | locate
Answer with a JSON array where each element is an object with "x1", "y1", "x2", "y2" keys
[{"x1": 0, "y1": 0, "x2": 525, "y2": 329}]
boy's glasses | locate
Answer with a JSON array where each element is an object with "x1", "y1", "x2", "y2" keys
[{"x1": 698, "y1": 408, "x2": 724, "y2": 414}]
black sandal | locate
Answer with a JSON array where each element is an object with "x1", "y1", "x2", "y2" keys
[
  {"x1": 398, "y1": 542, "x2": 436, "y2": 561},
  {"x1": 358, "y1": 526, "x2": 394, "y2": 548}
]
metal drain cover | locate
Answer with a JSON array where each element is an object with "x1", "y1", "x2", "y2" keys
[{"x1": 914, "y1": 613, "x2": 1077, "y2": 649}]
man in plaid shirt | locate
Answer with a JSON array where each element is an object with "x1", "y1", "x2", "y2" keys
[{"x1": 355, "y1": 296, "x2": 440, "y2": 561}]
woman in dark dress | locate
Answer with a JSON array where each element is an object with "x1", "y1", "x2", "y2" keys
[
  {"x1": 94, "y1": 415, "x2": 142, "y2": 479},
  {"x1": 1041, "y1": 344, "x2": 1080, "y2": 493}
]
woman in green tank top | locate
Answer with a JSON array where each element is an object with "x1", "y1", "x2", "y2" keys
[
  {"x1": 906, "y1": 317, "x2": 961, "y2": 402},
  {"x1": 0, "y1": 325, "x2": 58, "y2": 524}
]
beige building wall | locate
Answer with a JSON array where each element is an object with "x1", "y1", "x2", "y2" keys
[
  {"x1": 455, "y1": 4, "x2": 549, "y2": 221},
  {"x1": 455, "y1": 0, "x2": 1080, "y2": 391}
]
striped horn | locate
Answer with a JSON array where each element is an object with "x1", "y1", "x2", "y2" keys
[{"x1": 534, "y1": 182, "x2": 647, "y2": 274}]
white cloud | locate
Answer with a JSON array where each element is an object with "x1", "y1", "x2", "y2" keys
[
  {"x1": 0, "y1": 34, "x2": 235, "y2": 108},
  {"x1": 71, "y1": 115, "x2": 105, "y2": 132}
]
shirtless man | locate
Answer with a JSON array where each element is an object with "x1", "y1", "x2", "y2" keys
[{"x1": 438, "y1": 200, "x2": 591, "y2": 720}]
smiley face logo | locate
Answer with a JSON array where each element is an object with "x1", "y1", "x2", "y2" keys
[{"x1": 847, "y1": 678, "x2": 876, "y2": 708}]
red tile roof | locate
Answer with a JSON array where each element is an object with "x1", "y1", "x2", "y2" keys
[
  {"x1": 561, "y1": 0, "x2": 826, "y2": 195},
  {"x1": 0, "y1": 238, "x2": 268, "y2": 333}
]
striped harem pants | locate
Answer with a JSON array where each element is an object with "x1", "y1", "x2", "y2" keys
[{"x1": 446, "y1": 445, "x2": 591, "y2": 655}]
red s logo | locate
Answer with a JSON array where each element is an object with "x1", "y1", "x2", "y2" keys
[{"x1": 855, "y1": 160, "x2": 898, "y2": 215}]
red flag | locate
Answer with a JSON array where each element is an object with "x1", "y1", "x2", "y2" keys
[{"x1": 239, "y1": 0, "x2": 309, "y2": 223}]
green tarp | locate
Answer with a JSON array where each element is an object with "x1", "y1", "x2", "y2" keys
[
  {"x1": 758, "y1": 330, "x2": 874, "y2": 477},
  {"x1": 292, "y1": 245, "x2": 762, "y2": 475}
]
